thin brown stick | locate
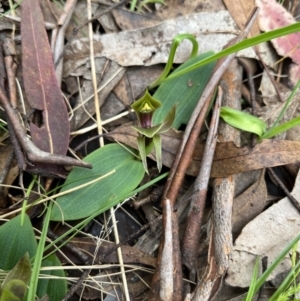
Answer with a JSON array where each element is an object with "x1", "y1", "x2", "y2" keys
[
  {"x1": 52, "y1": 0, "x2": 78, "y2": 84},
  {"x1": 182, "y1": 87, "x2": 222, "y2": 275},
  {"x1": 47, "y1": 229, "x2": 90, "y2": 263},
  {"x1": 267, "y1": 167, "x2": 300, "y2": 211},
  {"x1": 254, "y1": 49, "x2": 285, "y2": 103},
  {"x1": 237, "y1": 58, "x2": 258, "y2": 147},
  {"x1": 3, "y1": 38, "x2": 17, "y2": 109}
]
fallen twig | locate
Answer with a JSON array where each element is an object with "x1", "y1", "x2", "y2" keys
[{"x1": 182, "y1": 86, "x2": 222, "y2": 277}]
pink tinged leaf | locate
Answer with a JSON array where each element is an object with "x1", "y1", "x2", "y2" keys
[
  {"x1": 256, "y1": 0, "x2": 300, "y2": 85},
  {"x1": 21, "y1": 0, "x2": 69, "y2": 155}
]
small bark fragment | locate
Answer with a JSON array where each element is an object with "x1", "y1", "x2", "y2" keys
[{"x1": 213, "y1": 59, "x2": 242, "y2": 275}]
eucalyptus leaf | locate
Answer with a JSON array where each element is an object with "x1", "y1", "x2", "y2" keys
[
  {"x1": 37, "y1": 254, "x2": 67, "y2": 301},
  {"x1": 220, "y1": 107, "x2": 267, "y2": 137},
  {"x1": 51, "y1": 144, "x2": 145, "y2": 221},
  {"x1": 0, "y1": 215, "x2": 37, "y2": 270},
  {"x1": 153, "y1": 51, "x2": 216, "y2": 129}
]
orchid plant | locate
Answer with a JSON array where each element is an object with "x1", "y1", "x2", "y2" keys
[{"x1": 131, "y1": 90, "x2": 176, "y2": 173}]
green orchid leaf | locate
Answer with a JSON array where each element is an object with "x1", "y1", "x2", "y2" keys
[
  {"x1": 165, "y1": 23, "x2": 300, "y2": 82},
  {"x1": 149, "y1": 33, "x2": 198, "y2": 89},
  {"x1": 132, "y1": 123, "x2": 164, "y2": 138},
  {"x1": 0, "y1": 253, "x2": 31, "y2": 301},
  {"x1": 152, "y1": 134, "x2": 162, "y2": 172},
  {"x1": 37, "y1": 254, "x2": 67, "y2": 301},
  {"x1": 153, "y1": 51, "x2": 216, "y2": 129},
  {"x1": 136, "y1": 136, "x2": 149, "y2": 174},
  {"x1": 0, "y1": 215, "x2": 37, "y2": 271},
  {"x1": 262, "y1": 116, "x2": 300, "y2": 140},
  {"x1": 51, "y1": 144, "x2": 145, "y2": 221},
  {"x1": 220, "y1": 107, "x2": 267, "y2": 137}
]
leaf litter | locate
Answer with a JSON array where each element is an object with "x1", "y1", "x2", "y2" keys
[{"x1": 0, "y1": 0, "x2": 300, "y2": 300}]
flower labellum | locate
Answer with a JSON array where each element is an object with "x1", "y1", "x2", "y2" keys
[{"x1": 131, "y1": 90, "x2": 161, "y2": 128}]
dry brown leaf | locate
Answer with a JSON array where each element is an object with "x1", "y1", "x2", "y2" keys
[
  {"x1": 0, "y1": 144, "x2": 15, "y2": 207},
  {"x1": 112, "y1": 9, "x2": 163, "y2": 31},
  {"x1": 39, "y1": 0, "x2": 59, "y2": 24},
  {"x1": 112, "y1": 65, "x2": 164, "y2": 108},
  {"x1": 223, "y1": 0, "x2": 260, "y2": 36},
  {"x1": 95, "y1": 4, "x2": 119, "y2": 34},
  {"x1": 21, "y1": 0, "x2": 75, "y2": 176},
  {"x1": 232, "y1": 169, "x2": 268, "y2": 238},
  {"x1": 58, "y1": 237, "x2": 156, "y2": 267},
  {"x1": 63, "y1": 11, "x2": 262, "y2": 77},
  {"x1": 64, "y1": 1, "x2": 99, "y2": 40},
  {"x1": 70, "y1": 58, "x2": 125, "y2": 130},
  {"x1": 112, "y1": 0, "x2": 226, "y2": 31}
]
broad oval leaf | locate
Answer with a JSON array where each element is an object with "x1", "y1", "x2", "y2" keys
[
  {"x1": 0, "y1": 215, "x2": 37, "y2": 270},
  {"x1": 51, "y1": 144, "x2": 145, "y2": 221},
  {"x1": 220, "y1": 107, "x2": 267, "y2": 137},
  {"x1": 37, "y1": 254, "x2": 67, "y2": 301},
  {"x1": 153, "y1": 51, "x2": 216, "y2": 129}
]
